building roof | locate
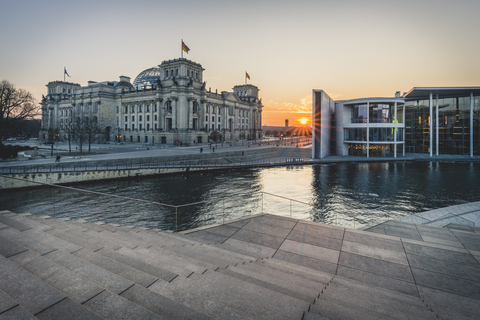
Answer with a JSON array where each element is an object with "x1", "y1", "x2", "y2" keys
[{"x1": 404, "y1": 87, "x2": 480, "y2": 100}]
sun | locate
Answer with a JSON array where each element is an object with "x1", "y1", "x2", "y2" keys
[{"x1": 300, "y1": 118, "x2": 308, "y2": 125}]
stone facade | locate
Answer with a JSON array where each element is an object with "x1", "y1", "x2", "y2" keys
[{"x1": 40, "y1": 58, "x2": 263, "y2": 146}]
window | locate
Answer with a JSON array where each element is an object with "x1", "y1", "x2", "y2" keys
[
  {"x1": 125, "y1": 124, "x2": 127, "y2": 130},
  {"x1": 212, "y1": 124, "x2": 214, "y2": 130},
  {"x1": 165, "y1": 101, "x2": 172, "y2": 111},
  {"x1": 166, "y1": 70, "x2": 169, "y2": 77},
  {"x1": 154, "y1": 105, "x2": 157, "y2": 112},
  {"x1": 147, "y1": 115, "x2": 150, "y2": 121},
  {"x1": 155, "y1": 123, "x2": 157, "y2": 130},
  {"x1": 131, "y1": 106, "x2": 134, "y2": 113},
  {"x1": 147, "y1": 124, "x2": 150, "y2": 131},
  {"x1": 139, "y1": 124, "x2": 142, "y2": 130},
  {"x1": 132, "y1": 116, "x2": 135, "y2": 121},
  {"x1": 218, "y1": 117, "x2": 221, "y2": 122},
  {"x1": 154, "y1": 115, "x2": 157, "y2": 121},
  {"x1": 212, "y1": 116, "x2": 215, "y2": 122},
  {"x1": 146, "y1": 105, "x2": 150, "y2": 112},
  {"x1": 116, "y1": 106, "x2": 119, "y2": 113},
  {"x1": 138, "y1": 105, "x2": 142, "y2": 112},
  {"x1": 206, "y1": 116, "x2": 208, "y2": 121},
  {"x1": 125, "y1": 116, "x2": 127, "y2": 122},
  {"x1": 132, "y1": 124, "x2": 135, "y2": 130},
  {"x1": 218, "y1": 124, "x2": 221, "y2": 130},
  {"x1": 139, "y1": 115, "x2": 142, "y2": 121},
  {"x1": 125, "y1": 106, "x2": 128, "y2": 113}
]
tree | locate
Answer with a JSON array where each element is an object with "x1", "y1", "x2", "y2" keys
[
  {"x1": 209, "y1": 130, "x2": 222, "y2": 148},
  {"x1": 72, "y1": 116, "x2": 102, "y2": 153},
  {"x1": 0, "y1": 80, "x2": 39, "y2": 144}
]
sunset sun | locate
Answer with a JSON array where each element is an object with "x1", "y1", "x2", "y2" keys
[{"x1": 300, "y1": 118, "x2": 308, "y2": 125}]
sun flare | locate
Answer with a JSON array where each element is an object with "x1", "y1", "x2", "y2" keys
[{"x1": 300, "y1": 118, "x2": 308, "y2": 125}]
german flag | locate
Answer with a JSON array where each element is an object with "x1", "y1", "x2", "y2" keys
[
  {"x1": 246, "y1": 72, "x2": 250, "y2": 80},
  {"x1": 182, "y1": 41, "x2": 190, "y2": 53}
]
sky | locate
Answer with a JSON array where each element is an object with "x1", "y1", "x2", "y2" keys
[{"x1": 1, "y1": 0, "x2": 479, "y2": 126}]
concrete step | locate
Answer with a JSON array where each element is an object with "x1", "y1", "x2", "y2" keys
[
  {"x1": 62, "y1": 227, "x2": 139, "y2": 251},
  {"x1": 42, "y1": 249, "x2": 134, "y2": 295},
  {"x1": 0, "y1": 305, "x2": 37, "y2": 320},
  {"x1": 188, "y1": 271, "x2": 305, "y2": 319},
  {"x1": 204, "y1": 269, "x2": 310, "y2": 311},
  {"x1": 71, "y1": 248, "x2": 159, "y2": 287},
  {"x1": 170, "y1": 274, "x2": 293, "y2": 320},
  {"x1": 0, "y1": 214, "x2": 33, "y2": 232},
  {"x1": 9, "y1": 250, "x2": 104, "y2": 304},
  {"x1": 82, "y1": 290, "x2": 163, "y2": 320},
  {"x1": 116, "y1": 246, "x2": 201, "y2": 277},
  {"x1": 254, "y1": 258, "x2": 334, "y2": 285},
  {"x1": 35, "y1": 297, "x2": 104, "y2": 320},
  {"x1": 0, "y1": 255, "x2": 65, "y2": 315},
  {"x1": 94, "y1": 247, "x2": 178, "y2": 282},
  {"x1": 22, "y1": 228, "x2": 82, "y2": 254},
  {"x1": 238, "y1": 262, "x2": 326, "y2": 292},
  {"x1": 133, "y1": 246, "x2": 218, "y2": 275},
  {"x1": 311, "y1": 298, "x2": 389, "y2": 320},
  {"x1": 0, "y1": 227, "x2": 56, "y2": 256},
  {"x1": 302, "y1": 311, "x2": 330, "y2": 320},
  {"x1": 45, "y1": 227, "x2": 104, "y2": 252},
  {"x1": 0, "y1": 234, "x2": 28, "y2": 258},
  {"x1": 330, "y1": 276, "x2": 429, "y2": 310},
  {"x1": 130, "y1": 228, "x2": 202, "y2": 247},
  {"x1": 154, "y1": 242, "x2": 239, "y2": 269},
  {"x1": 3, "y1": 213, "x2": 53, "y2": 232},
  {"x1": 148, "y1": 275, "x2": 257, "y2": 320},
  {"x1": 216, "y1": 265, "x2": 316, "y2": 303},
  {"x1": 320, "y1": 281, "x2": 438, "y2": 320},
  {"x1": 163, "y1": 240, "x2": 257, "y2": 264},
  {"x1": 120, "y1": 284, "x2": 212, "y2": 320}
]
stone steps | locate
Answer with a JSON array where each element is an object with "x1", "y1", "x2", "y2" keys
[{"x1": 0, "y1": 209, "x2": 475, "y2": 319}]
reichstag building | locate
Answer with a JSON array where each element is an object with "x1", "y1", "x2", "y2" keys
[{"x1": 40, "y1": 58, "x2": 263, "y2": 146}]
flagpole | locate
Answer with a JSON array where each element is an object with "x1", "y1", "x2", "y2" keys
[
  {"x1": 245, "y1": 71, "x2": 246, "y2": 85},
  {"x1": 64, "y1": 67, "x2": 65, "y2": 82},
  {"x1": 181, "y1": 39, "x2": 183, "y2": 59}
]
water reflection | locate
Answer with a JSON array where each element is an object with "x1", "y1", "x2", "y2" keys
[{"x1": 2, "y1": 162, "x2": 480, "y2": 230}]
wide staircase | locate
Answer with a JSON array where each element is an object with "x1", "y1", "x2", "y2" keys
[{"x1": 0, "y1": 210, "x2": 442, "y2": 319}]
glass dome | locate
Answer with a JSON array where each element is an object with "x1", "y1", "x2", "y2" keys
[{"x1": 133, "y1": 66, "x2": 161, "y2": 86}]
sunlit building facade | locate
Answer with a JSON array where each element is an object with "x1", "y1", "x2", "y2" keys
[
  {"x1": 313, "y1": 87, "x2": 480, "y2": 158},
  {"x1": 40, "y1": 58, "x2": 263, "y2": 146}
]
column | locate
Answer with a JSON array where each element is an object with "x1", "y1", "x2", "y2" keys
[
  {"x1": 172, "y1": 98, "x2": 177, "y2": 129},
  {"x1": 471, "y1": 92, "x2": 474, "y2": 157},
  {"x1": 157, "y1": 99, "x2": 163, "y2": 130},
  {"x1": 436, "y1": 95, "x2": 439, "y2": 156},
  {"x1": 429, "y1": 92, "x2": 433, "y2": 157},
  {"x1": 366, "y1": 102, "x2": 369, "y2": 158},
  {"x1": 394, "y1": 101, "x2": 397, "y2": 158},
  {"x1": 403, "y1": 104, "x2": 406, "y2": 156}
]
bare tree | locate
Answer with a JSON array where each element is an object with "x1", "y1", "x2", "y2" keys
[
  {"x1": 83, "y1": 117, "x2": 102, "y2": 153},
  {"x1": 209, "y1": 130, "x2": 222, "y2": 148},
  {"x1": 72, "y1": 116, "x2": 102, "y2": 153},
  {"x1": 0, "y1": 80, "x2": 39, "y2": 144}
]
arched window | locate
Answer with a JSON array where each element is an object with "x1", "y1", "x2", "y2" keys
[
  {"x1": 193, "y1": 101, "x2": 199, "y2": 113},
  {"x1": 166, "y1": 70, "x2": 169, "y2": 77}
]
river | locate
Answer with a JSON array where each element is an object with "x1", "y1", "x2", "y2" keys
[{"x1": 1, "y1": 161, "x2": 479, "y2": 231}]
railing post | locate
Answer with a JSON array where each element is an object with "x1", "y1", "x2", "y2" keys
[
  {"x1": 262, "y1": 192, "x2": 264, "y2": 215},
  {"x1": 290, "y1": 199, "x2": 292, "y2": 218},
  {"x1": 175, "y1": 207, "x2": 178, "y2": 232},
  {"x1": 223, "y1": 199, "x2": 225, "y2": 224}
]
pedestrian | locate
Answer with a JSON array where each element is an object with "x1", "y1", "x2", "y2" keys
[
  {"x1": 212, "y1": 147, "x2": 215, "y2": 152},
  {"x1": 55, "y1": 155, "x2": 61, "y2": 162},
  {"x1": 200, "y1": 148, "x2": 203, "y2": 153}
]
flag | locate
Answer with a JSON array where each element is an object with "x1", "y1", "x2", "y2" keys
[
  {"x1": 64, "y1": 67, "x2": 71, "y2": 78},
  {"x1": 182, "y1": 41, "x2": 190, "y2": 53},
  {"x1": 246, "y1": 72, "x2": 250, "y2": 80}
]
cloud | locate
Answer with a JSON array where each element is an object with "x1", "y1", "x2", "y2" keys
[{"x1": 266, "y1": 95, "x2": 312, "y2": 114}]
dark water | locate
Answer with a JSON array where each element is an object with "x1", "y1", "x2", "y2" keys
[{"x1": 1, "y1": 162, "x2": 480, "y2": 230}]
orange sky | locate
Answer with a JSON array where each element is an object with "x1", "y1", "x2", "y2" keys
[{"x1": 1, "y1": 0, "x2": 479, "y2": 126}]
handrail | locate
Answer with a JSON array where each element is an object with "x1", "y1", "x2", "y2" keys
[{"x1": 0, "y1": 174, "x2": 315, "y2": 232}]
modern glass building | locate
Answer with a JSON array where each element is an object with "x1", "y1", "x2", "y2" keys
[{"x1": 312, "y1": 87, "x2": 480, "y2": 158}]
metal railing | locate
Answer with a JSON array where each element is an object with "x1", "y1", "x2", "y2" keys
[{"x1": 0, "y1": 172, "x2": 411, "y2": 232}]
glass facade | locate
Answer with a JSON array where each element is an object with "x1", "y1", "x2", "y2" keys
[
  {"x1": 369, "y1": 128, "x2": 404, "y2": 142},
  {"x1": 344, "y1": 128, "x2": 366, "y2": 141},
  {"x1": 351, "y1": 104, "x2": 368, "y2": 123},
  {"x1": 405, "y1": 96, "x2": 480, "y2": 155}
]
